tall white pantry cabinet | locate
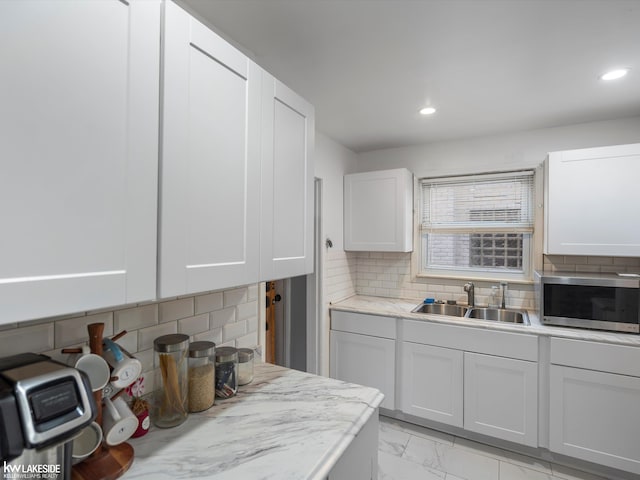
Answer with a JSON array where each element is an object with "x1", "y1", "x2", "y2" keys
[
  {"x1": 0, "y1": 0, "x2": 314, "y2": 325},
  {"x1": 0, "y1": 0, "x2": 161, "y2": 324}
]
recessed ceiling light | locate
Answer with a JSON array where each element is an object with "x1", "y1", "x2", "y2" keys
[
  {"x1": 419, "y1": 106, "x2": 437, "y2": 115},
  {"x1": 600, "y1": 68, "x2": 629, "y2": 81}
]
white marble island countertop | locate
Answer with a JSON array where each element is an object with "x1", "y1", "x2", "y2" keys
[{"x1": 125, "y1": 362, "x2": 383, "y2": 480}]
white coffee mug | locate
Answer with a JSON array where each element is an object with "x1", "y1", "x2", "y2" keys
[
  {"x1": 68, "y1": 345, "x2": 110, "y2": 392},
  {"x1": 72, "y1": 422, "x2": 103, "y2": 463},
  {"x1": 102, "y1": 339, "x2": 142, "y2": 390},
  {"x1": 102, "y1": 397, "x2": 138, "y2": 446}
]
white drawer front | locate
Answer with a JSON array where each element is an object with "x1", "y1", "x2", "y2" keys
[
  {"x1": 331, "y1": 310, "x2": 396, "y2": 339},
  {"x1": 551, "y1": 338, "x2": 640, "y2": 377},
  {"x1": 403, "y1": 320, "x2": 538, "y2": 361}
]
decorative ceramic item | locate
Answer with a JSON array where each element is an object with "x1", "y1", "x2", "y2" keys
[{"x1": 125, "y1": 377, "x2": 150, "y2": 438}]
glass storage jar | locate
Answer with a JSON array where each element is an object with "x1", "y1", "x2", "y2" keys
[
  {"x1": 237, "y1": 348, "x2": 254, "y2": 386},
  {"x1": 188, "y1": 341, "x2": 216, "y2": 412},
  {"x1": 215, "y1": 346, "x2": 238, "y2": 398},
  {"x1": 153, "y1": 333, "x2": 189, "y2": 428}
]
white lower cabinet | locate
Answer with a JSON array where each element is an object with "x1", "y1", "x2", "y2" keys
[
  {"x1": 330, "y1": 311, "x2": 396, "y2": 410},
  {"x1": 330, "y1": 330, "x2": 395, "y2": 410},
  {"x1": 401, "y1": 343, "x2": 463, "y2": 427},
  {"x1": 549, "y1": 338, "x2": 640, "y2": 474},
  {"x1": 399, "y1": 320, "x2": 538, "y2": 447},
  {"x1": 328, "y1": 409, "x2": 379, "y2": 480},
  {"x1": 464, "y1": 352, "x2": 538, "y2": 447}
]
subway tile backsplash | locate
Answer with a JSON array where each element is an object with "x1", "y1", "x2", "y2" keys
[
  {"x1": 348, "y1": 251, "x2": 640, "y2": 310},
  {"x1": 544, "y1": 254, "x2": 640, "y2": 273},
  {"x1": 0, "y1": 284, "x2": 259, "y2": 396}
]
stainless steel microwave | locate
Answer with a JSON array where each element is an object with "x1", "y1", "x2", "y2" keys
[{"x1": 535, "y1": 271, "x2": 640, "y2": 334}]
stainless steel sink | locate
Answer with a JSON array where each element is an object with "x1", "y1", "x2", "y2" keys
[
  {"x1": 466, "y1": 307, "x2": 529, "y2": 324},
  {"x1": 411, "y1": 303, "x2": 469, "y2": 317},
  {"x1": 411, "y1": 302, "x2": 529, "y2": 325}
]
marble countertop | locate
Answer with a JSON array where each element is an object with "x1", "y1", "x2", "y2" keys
[
  {"x1": 331, "y1": 295, "x2": 640, "y2": 347},
  {"x1": 125, "y1": 362, "x2": 384, "y2": 479}
]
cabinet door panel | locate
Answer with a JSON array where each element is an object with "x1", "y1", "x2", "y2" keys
[
  {"x1": 0, "y1": 0, "x2": 159, "y2": 323},
  {"x1": 330, "y1": 330, "x2": 395, "y2": 410},
  {"x1": 550, "y1": 365, "x2": 640, "y2": 474},
  {"x1": 344, "y1": 169, "x2": 413, "y2": 252},
  {"x1": 260, "y1": 75, "x2": 314, "y2": 280},
  {"x1": 464, "y1": 353, "x2": 537, "y2": 447},
  {"x1": 159, "y1": 1, "x2": 260, "y2": 297},
  {"x1": 401, "y1": 342, "x2": 463, "y2": 427},
  {"x1": 545, "y1": 143, "x2": 640, "y2": 256}
]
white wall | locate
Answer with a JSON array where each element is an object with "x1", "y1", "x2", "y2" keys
[
  {"x1": 346, "y1": 116, "x2": 640, "y2": 307},
  {"x1": 357, "y1": 116, "x2": 640, "y2": 176},
  {"x1": 314, "y1": 132, "x2": 358, "y2": 376},
  {"x1": 315, "y1": 133, "x2": 359, "y2": 251}
]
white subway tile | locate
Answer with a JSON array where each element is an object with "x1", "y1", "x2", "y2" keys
[
  {"x1": 237, "y1": 301, "x2": 257, "y2": 321},
  {"x1": 195, "y1": 292, "x2": 223, "y2": 314},
  {"x1": 141, "y1": 370, "x2": 156, "y2": 395},
  {"x1": 567, "y1": 255, "x2": 589, "y2": 265},
  {"x1": 193, "y1": 328, "x2": 222, "y2": 344},
  {"x1": 223, "y1": 320, "x2": 247, "y2": 342},
  {"x1": 159, "y1": 298, "x2": 194, "y2": 323},
  {"x1": 55, "y1": 312, "x2": 113, "y2": 348},
  {"x1": 178, "y1": 313, "x2": 210, "y2": 336},
  {"x1": 224, "y1": 287, "x2": 248, "y2": 307},
  {"x1": 115, "y1": 331, "x2": 139, "y2": 355},
  {"x1": 246, "y1": 316, "x2": 258, "y2": 334},
  {"x1": 210, "y1": 307, "x2": 236, "y2": 329},
  {"x1": 138, "y1": 322, "x2": 178, "y2": 351},
  {"x1": 41, "y1": 348, "x2": 69, "y2": 365},
  {"x1": 575, "y1": 265, "x2": 601, "y2": 273},
  {"x1": 114, "y1": 304, "x2": 158, "y2": 332},
  {"x1": 0, "y1": 323, "x2": 54, "y2": 356},
  {"x1": 235, "y1": 331, "x2": 258, "y2": 349},
  {"x1": 587, "y1": 256, "x2": 613, "y2": 265},
  {"x1": 247, "y1": 284, "x2": 259, "y2": 301},
  {"x1": 614, "y1": 257, "x2": 640, "y2": 266},
  {"x1": 135, "y1": 348, "x2": 154, "y2": 372}
]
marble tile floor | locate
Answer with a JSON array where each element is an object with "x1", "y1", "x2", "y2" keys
[{"x1": 378, "y1": 416, "x2": 608, "y2": 480}]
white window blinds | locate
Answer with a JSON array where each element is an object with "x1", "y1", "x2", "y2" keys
[{"x1": 421, "y1": 171, "x2": 535, "y2": 233}]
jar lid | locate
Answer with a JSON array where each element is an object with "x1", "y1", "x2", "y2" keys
[
  {"x1": 215, "y1": 346, "x2": 238, "y2": 363},
  {"x1": 189, "y1": 341, "x2": 216, "y2": 358},
  {"x1": 238, "y1": 348, "x2": 254, "y2": 363},
  {"x1": 154, "y1": 333, "x2": 189, "y2": 353}
]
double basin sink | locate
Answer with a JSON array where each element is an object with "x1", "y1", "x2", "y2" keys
[{"x1": 412, "y1": 302, "x2": 529, "y2": 325}]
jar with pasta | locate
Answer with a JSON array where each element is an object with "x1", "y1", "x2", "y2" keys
[{"x1": 153, "y1": 334, "x2": 189, "y2": 428}]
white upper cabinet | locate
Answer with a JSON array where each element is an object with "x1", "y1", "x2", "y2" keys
[
  {"x1": 344, "y1": 169, "x2": 413, "y2": 252},
  {"x1": 0, "y1": 0, "x2": 160, "y2": 324},
  {"x1": 545, "y1": 143, "x2": 640, "y2": 257},
  {"x1": 159, "y1": 1, "x2": 261, "y2": 297},
  {"x1": 260, "y1": 73, "x2": 315, "y2": 281}
]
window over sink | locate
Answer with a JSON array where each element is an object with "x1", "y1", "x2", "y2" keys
[{"x1": 418, "y1": 170, "x2": 535, "y2": 281}]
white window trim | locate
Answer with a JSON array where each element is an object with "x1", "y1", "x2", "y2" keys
[{"x1": 412, "y1": 165, "x2": 544, "y2": 284}]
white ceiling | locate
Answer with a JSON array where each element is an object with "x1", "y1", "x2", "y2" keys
[{"x1": 179, "y1": 0, "x2": 640, "y2": 153}]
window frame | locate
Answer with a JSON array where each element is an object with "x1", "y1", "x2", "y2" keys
[{"x1": 415, "y1": 169, "x2": 538, "y2": 283}]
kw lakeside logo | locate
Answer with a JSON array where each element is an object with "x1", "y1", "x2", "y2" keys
[{"x1": 2, "y1": 461, "x2": 61, "y2": 479}]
